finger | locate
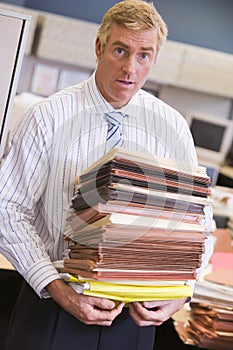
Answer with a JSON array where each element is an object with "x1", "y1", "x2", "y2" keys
[
  {"x1": 115, "y1": 302, "x2": 125, "y2": 312},
  {"x1": 129, "y1": 303, "x2": 164, "y2": 326},
  {"x1": 95, "y1": 302, "x2": 125, "y2": 319},
  {"x1": 133, "y1": 301, "x2": 170, "y2": 321},
  {"x1": 86, "y1": 302, "x2": 125, "y2": 325},
  {"x1": 130, "y1": 302, "x2": 154, "y2": 321},
  {"x1": 89, "y1": 306, "x2": 125, "y2": 327},
  {"x1": 142, "y1": 300, "x2": 168, "y2": 309},
  {"x1": 129, "y1": 304, "x2": 159, "y2": 327},
  {"x1": 92, "y1": 296, "x2": 116, "y2": 310}
]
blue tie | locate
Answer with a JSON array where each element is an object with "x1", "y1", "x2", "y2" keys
[{"x1": 105, "y1": 112, "x2": 125, "y2": 152}]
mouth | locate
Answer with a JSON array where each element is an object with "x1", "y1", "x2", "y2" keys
[{"x1": 117, "y1": 79, "x2": 135, "y2": 86}]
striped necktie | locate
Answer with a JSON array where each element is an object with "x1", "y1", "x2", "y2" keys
[{"x1": 105, "y1": 112, "x2": 125, "y2": 152}]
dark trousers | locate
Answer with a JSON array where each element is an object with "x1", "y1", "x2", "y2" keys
[{"x1": 5, "y1": 282, "x2": 156, "y2": 350}]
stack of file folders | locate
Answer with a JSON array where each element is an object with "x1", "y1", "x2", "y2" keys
[
  {"x1": 179, "y1": 238, "x2": 233, "y2": 350},
  {"x1": 174, "y1": 230, "x2": 233, "y2": 349},
  {"x1": 185, "y1": 302, "x2": 233, "y2": 350},
  {"x1": 174, "y1": 275, "x2": 233, "y2": 350},
  {"x1": 62, "y1": 148, "x2": 212, "y2": 303}
]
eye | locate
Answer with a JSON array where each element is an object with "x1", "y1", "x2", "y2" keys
[
  {"x1": 140, "y1": 52, "x2": 149, "y2": 60},
  {"x1": 115, "y1": 47, "x2": 125, "y2": 56}
]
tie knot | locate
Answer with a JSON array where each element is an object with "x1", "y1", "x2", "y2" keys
[
  {"x1": 105, "y1": 112, "x2": 125, "y2": 126},
  {"x1": 105, "y1": 112, "x2": 126, "y2": 151}
]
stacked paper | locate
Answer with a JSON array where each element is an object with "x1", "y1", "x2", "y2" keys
[
  {"x1": 62, "y1": 148, "x2": 211, "y2": 302},
  {"x1": 186, "y1": 302, "x2": 233, "y2": 350},
  {"x1": 183, "y1": 271, "x2": 233, "y2": 349},
  {"x1": 174, "y1": 229, "x2": 233, "y2": 349}
]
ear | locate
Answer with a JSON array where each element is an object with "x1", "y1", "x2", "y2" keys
[{"x1": 95, "y1": 37, "x2": 102, "y2": 60}]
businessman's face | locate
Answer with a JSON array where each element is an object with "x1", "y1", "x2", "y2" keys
[{"x1": 95, "y1": 23, "x2": 158, "y2": 108}]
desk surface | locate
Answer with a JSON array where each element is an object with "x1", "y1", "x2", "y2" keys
[{"x1": 0, "y1": 253, "x2": 14, "y2": 270}]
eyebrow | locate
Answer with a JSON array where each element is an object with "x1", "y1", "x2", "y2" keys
[{"x1": 112, "y1": 40, "x2": 154, "y2": 52}]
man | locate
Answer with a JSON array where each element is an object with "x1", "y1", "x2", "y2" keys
[{"x1": 0, "y1": 1, "x2": 213, "y2": 349}]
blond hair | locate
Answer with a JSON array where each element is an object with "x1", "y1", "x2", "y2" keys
[{"x1": 97, "y1": 0, "x2": 168, "y2": 53}]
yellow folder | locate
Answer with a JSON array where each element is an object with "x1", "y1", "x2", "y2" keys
[
  {"x1": 61, "y1": 274, "x2": 192, "y2": 303},
  {"x1": 83, "y1": 280, "x2": 192, "y2": 302}
]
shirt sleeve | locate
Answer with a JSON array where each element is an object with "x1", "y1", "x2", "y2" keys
[{"x1": 0, "y1": 107, "x2": 61, "y2": 297}]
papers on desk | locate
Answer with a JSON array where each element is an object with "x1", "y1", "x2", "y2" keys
[
  {"x1": 61, "y1": 148, "x2": 211, "y2": 302},
  {"x1": 175, "y1": 302, "x2": 233, "y2": 350},
  {"x1": 211, "y1": 185, "x2": 233, "y2": 218},
  {"x1": 175, "y1": 228, "x2": 233, "y2": 349},
  {"x1": 187, "y1": 303, "x2": 233, "y2": 350}
]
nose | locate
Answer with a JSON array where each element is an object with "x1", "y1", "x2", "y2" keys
[{"x1": 122, "y1": 56, "x2": 136, "y2": 75}]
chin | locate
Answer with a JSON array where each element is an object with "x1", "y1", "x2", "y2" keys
[{"x1": 115, "y1": 92, "x2": 135, "y2": 103}]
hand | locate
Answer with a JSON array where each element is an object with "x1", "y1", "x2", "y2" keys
[
  {"x1": 46, "y1": 279, "x2": 124, "y2": 326},
  {"x1": 128, "y1": 298, "x2": 187, "y2": 327}
]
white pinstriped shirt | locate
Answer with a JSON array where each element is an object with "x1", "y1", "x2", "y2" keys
[{"x1": 0, "y1": 73, "x2": 213, "y2": 296}]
